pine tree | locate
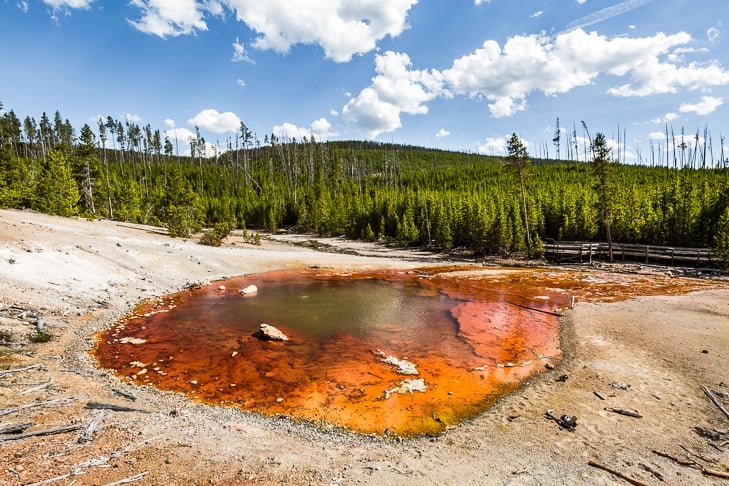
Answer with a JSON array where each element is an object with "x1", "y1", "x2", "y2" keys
[{"x1": 35, "y1": 150, "x2": 79, "y2": 216}]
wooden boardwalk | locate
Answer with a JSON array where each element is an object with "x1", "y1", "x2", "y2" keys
[{"x1": 544, "y1": 240, "x2": 715, "y2": 267}]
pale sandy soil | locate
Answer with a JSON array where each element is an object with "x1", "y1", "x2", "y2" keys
[{"x1": 1, "y1": 208, "x2": 728, "y2": 485}]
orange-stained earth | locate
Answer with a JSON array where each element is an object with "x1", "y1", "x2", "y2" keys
[{"x1": 93, "y1": 267, "x2": 707, "y2": 437}]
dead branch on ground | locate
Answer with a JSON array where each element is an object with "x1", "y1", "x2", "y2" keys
[{"x1": 587, "y1": 460, "x2": 648, "y2": 486}]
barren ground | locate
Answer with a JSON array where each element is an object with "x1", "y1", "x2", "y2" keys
[{"x1": 1, "y1": 208, "x2": 728, "y2": 485}]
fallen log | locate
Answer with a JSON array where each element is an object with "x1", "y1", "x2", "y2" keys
[
  {"x1": 605, "y1": 407, "x2": 643, "y2": 418},
  {"x1": 85, "y1": 402, "x2": 152, "y2": 413},
  {"x1": 701, "y1": 384, "x2": 729, "y2": 421},
  {"x1": 703, "y1": 468, "x2": 729, "y2": 479},
  {"x1": 103, "y1": 470, "x2": 149, "y2": 485},
  {"x1": 587, "y1": 460, "x2": 648, "y2": 486},
  {"x1": 505, "y1": 300, "x2": 563, "y2": 317},
  {"x1": 0, "y1": 363, "x2": 45, "y2": 378},
  {"x1": 0, "y1": 424, "x2": 82, "y2": 442},
  {"x1": 0, "y1": 422, "x2": 32, "y2": 434},
  {"x1": 0, "y1": 396, "x2": 79, "y2": 417}
]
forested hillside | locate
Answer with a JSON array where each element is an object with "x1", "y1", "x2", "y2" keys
[{"x1": 2, "y1": 102, "x2": 729, "y2": 266}]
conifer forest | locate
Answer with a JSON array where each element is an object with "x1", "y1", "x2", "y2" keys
[{"x1": 2, "y1": 102, "x2": 729, "y2": 266}]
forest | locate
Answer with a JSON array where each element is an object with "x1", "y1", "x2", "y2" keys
[{"x1": 1, "y1": 101, "x2": 729, "y2": 267}]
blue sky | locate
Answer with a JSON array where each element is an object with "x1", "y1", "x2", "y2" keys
[{"x1": 1, "y1": 0, "x2": 728, "y2": 163}]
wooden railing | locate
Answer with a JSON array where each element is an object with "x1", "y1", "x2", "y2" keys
[{"x1": 544, "y1": 240, "x2": 715, "y2": 267}]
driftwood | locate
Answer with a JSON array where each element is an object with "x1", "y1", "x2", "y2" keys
[
  {"x1": 25, "y1": 454, "x2": 117, "y2": 486},
  {"x1": 545, "y1": 409, "x2": 577, "y2": 431},
  {"x1": 651, "y1": 449, "x2": 699, "y2": 468},
  {"x1": 112, "y1": 388, "x2": 138, "y2": 401},
  {"x1": 703, "y1": 469, "x2": 729, "y2": 479},
  {"x1": 638, "y1": 463, "x2": 664, "y2": 482},
  {"x1": 78, "y1": 410, "x2": 105, "y2": 443},
  {"x1": 103, "y1": 471, "x2": 150, "y2": 485},
  {"x1": 701, "y1": 384, "x2": 729, "y2": 421},
  {"x1": 593, "y1": 391, "x2": 606, "y2": 401},
  {"x1": 652, "y1": 449, "x2": 729, "y2": 480},
  {"x1": 678, "y1": 444, "x2": 716, "y2": 464},
  {"x1": 605, "y1": 407, "x2": 642, "y2": 418},
  {"x1": 0, "y1": 396, "x2": 79, "y2": 417},
  {"x1": 0, "y1": 422, "x2": 32, "y2": 434},
  {"x1": 0, "y1": 424, "x2": 82, "y2": 442},
  {"x1": 85, "y1": 402, "x2": 152, "y2": 413},
  {"x1": 0, "y1": 363, "x2": 45, "y2": 378},
  {"x1": 19, "y1": 378, "x2": 53, "y2": 396},
  {"x1": 504, "y1": 300, "x2": 563, "y2": 317},
  {"x1": 587, "y1": 460, "x2": 648, "y2": 486}
]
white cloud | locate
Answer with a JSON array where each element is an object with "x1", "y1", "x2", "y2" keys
[
  {"x1": 232, "y1": 37, "x2": 253, "y2": 63},
  {"x1": 123, "y1": 113, "x2": 143, "y2": 123},
  {"x1": 165, "y1": 127, "x2": 196, "y2": 143},
  {"x1": 651, "y1": 112, "x2": 679, "y2": 124},
  {"x1": 530, "y1": 10, "x2": 543, "y2": 18},
  {"x1": 18, "y1": 1, "x2": 30, "y2": 13},
  {"x1": 338, "y1": 28, "x2": 729, "y2": 136},
  {"x1": 43, "y1": 0, "x2": 93, "y2": 8},
  {"x1": 236, "y1": 78, "x2": 246, "y2": 87},
  {"x1": 128, "y1": 0, "x2": 418, "y2": 62},
  {"x1": 576, "y1": 0, "x2": 587, "y2": 4},
  {"x1": 474, "y1": 0, "x2": 490, "y2": 5},
  {"x1": 329, "y1": 109, "x2": 339, "y2": 117},
  {"x1": 164, "y1": 127, "x2": 223, "y2": 157},
  {"x1": 477, "y1": 136, "x2": 508, "y2": 155},
  {"x1": 342, "y1": 51, "x2": 442, "y2": 138},
  {"x1": 187, "y1": 109, "x2": 241, "y2": 133},
  {"x1": 648, "y1": 131, "x2": 666, "y2": 140},
  {"x1": 436, "y1": 128, "x2": 450, "y2": 138},
  {"x1": 708, "y1": 26, "x2": 720, "y2": 44},
  {"x1": 678, "y1": 96, "x2": 723, "y2": 115},
  {"x1": 164, "y1": 118, "x2": 176, "y2": 128},
  {"x1": 128, "y1": 0, "x2": 208, "y2": 38},
  {"x1": 273, "y1": 118, "x2": 337, "y2": 141}
]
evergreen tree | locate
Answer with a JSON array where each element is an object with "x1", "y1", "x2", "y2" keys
[
  {"x1": 505, "y1": 133, "x2": 533, "y2": 253},
  {"x1": 35, "y1": 150, "x2": 79, "y2": 216}
]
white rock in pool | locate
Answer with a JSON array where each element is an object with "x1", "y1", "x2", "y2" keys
[
  {"x1": 257, "y1": 323, "x2": 288, "y2": 341},
  {"x1": 239, "y1": 284, "x2": 258, "y2": 295}
]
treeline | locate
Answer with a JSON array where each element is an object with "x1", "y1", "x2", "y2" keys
[{"x1": 2, "y1": 102, "x2": 729, "y2": 266}]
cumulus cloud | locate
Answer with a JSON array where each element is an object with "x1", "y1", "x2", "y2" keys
[
  {"x1": 187, "y1": 109, "x2": 241, "y2": 133},
  {"x1": 128, "y1": 0, "x2": 208, "y2": 38},
  {"x1": 235, "y1": 78, "x2": 246, "y2": 87},
  {"x1": 164, "y1": 127, "x2": 222, "y2": 157},
  {"x1": 648, "y1": 131, "x2": 666, "y2": 140},
  {"x1": 436, "y1": 129, "x2": 450, "y2": 138},
  {"x1": 342, "y1": 28, "x2": 729, "y2": 137},
  {"x1": 232, "y1": 37, "x2": 253, "y2": 63},
  {"x1": 477, "y1": 136, "x2": 508, "y2": 155},
  {"x1": 651, "y1": 112, "x2": 679, "y2": 124},
  {"x1": 164, "y1": 118, "x2": 176, "y2": 128},
  {"x1": 273, "y1": 118, "x2": 337, "y2": 141},
  {"x1": 123, "y1": 113, "x2": 143, "y2": 123},
  {"x1": 43, "y1": 0, "x2": 93, "y2": 8},
  {"x1": 128, "y1": 0, "x2": 417, "y2": 62},
  {"x1": 679, "y1": 96, "x2": 723, "y2": 115},
  {"x1": 343, "y1": 51, "x2": 442, "y2": 138}
]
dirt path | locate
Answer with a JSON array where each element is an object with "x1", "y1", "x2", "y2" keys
[{"x1": 1, "y1": 209, "x2": 728, "y2": 485}]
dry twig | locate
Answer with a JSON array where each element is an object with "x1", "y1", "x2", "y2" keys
[{"x1": 587, "y1": 460, "x2": 648, "y2": 486}]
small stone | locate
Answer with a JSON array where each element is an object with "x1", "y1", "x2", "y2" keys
[
  {"x1": 257, "y1": 323, "x2": 288, "y2": 341},
  {"x1": 190, "y1": 380, "x2": 198, "y2": 385},
  {"x1": 545, "y1": 362, "x2": 555, "y2": 370},
  {"x1": 239, "y1": 284, "x2": 258, "y2": 295},
  {"x1": 276, "y1": 397, "x2": 284, "y2": 403},
  {"x1": 218, "y1": 285, "x2": 226, "y2": 291}
]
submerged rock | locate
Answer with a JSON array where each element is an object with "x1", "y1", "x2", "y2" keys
[
  {"x1": 257, "y1": 323, "x2": 288, "y2": 341},
  {"x1": 384, "y1": 379, "x2": 427, "y2": 399}
]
